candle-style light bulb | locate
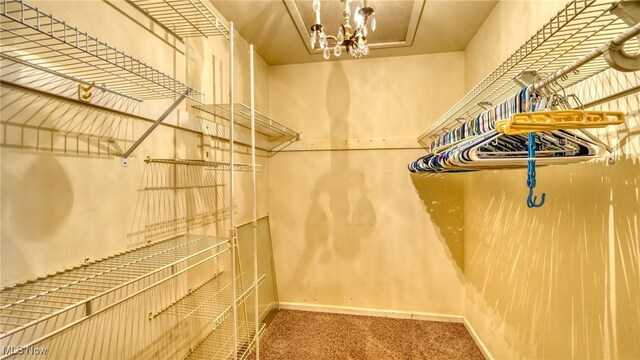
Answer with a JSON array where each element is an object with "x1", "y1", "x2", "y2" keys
[
  {"x1": 355, "y1": 6, "x2": 363, "y2": 27},
  {"x1": 313, "y1": 0, "x2": 321, "y2": 23}
]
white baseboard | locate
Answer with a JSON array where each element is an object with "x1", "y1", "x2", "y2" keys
[
  {"x1": 278, "y1": 302, "x2": 493, "y2": 360},
  {"x1": 463, "y1": 317, "x2": 494, "y2": 360},
  {"x1": 259, "y1": 301, "x2": 279, "y2": 320},
  {"x1": 278, "y1": 302, "x2": 464, "y2": 323}
]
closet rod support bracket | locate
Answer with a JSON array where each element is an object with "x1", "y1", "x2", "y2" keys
[
  {"x1": 478, "y1": 101, "x2": 493, "y2": 110},
  {"x1": 121, "y1": 92, "x2": 189, "y2": 167},
  {"x1": 513, "y1": 71, "x2": 539, "y2": 87}
]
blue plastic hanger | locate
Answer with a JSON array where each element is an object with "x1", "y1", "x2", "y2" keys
[{"x1": 527, "y1": 132, "x2": 546, "y2": 208}]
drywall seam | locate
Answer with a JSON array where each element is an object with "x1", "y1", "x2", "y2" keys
[
  {"x1": 279, "y1": 302, "x2": 464, "y2": 323},
  {"x1": 463, "y1": 317, "x2": 494, "y2": 360}
]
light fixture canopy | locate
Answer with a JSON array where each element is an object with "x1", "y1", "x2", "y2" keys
[{"x1": 310, "y1": 0, "x2": 376, "y2": 59}]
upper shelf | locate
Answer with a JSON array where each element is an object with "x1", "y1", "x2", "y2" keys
[
  {"x1": 0, "y1": 0, "x2": 204, "y2": 102},
  {"x1": 418, "y1": 0, "x2": 637, "y2": 148},
  {"x1": 193, "y1": 103, "x2": 300, "y2": 150},
  {"x1": 127, "y1": 0, "x2": 229, "y2": 39}
]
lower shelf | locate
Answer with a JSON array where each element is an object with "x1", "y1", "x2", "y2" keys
[
  {"x1": 152, "y1": 272, "x2": 265, "y2": 324},
  {"x1": 0, "y1": 234, "x2": 229, "y2": 340},
  {"x1": 185, "y1": 320, "x2": 266, "y2": 360}
]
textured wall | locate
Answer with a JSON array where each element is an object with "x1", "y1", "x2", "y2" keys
[
  {"x1": 268, "y1": 53, "x2": 467, "y2": 315},
  {"x1": 462, "y1": 1, "x2": 640, "y2": 358},
  {"x1": 0, "y1": 1, "x2": 269, "y2": 358}
]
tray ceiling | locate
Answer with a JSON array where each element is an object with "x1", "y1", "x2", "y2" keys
[{"x1": 209, "y1": 0, "x2": 498, "y2": 65}]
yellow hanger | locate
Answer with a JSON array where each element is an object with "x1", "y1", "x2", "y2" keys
[{"x1": 496, "y1": 110, "x2": 624, "y2": 135}]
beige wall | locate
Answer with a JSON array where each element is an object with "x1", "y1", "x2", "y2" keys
[
  {"x1": 462, "y1": 1, "x2": 640, "y2": 359},
  {"x1": 3, "y1": 1, "x2": 639, "y2": 359},
  {"x1": 1, "y1": 0, "x2": 271, "y2": 357},
  {"x1": 0, "y1": 0, "x2": 269, "y2": 296},
  {"x1": 268, "y1": 53, "x2": 467, "y2": 315}
]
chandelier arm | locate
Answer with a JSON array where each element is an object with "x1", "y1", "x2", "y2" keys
[{"x1": 309, "y1": 0, "x2": 375, "y2": 59}]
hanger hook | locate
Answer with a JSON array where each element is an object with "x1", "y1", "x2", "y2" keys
[
  {"x1": 527, "y1": 187, "x2": 546, "y2": 208},
  {"x1": 526, "y1": 132, "x2": 546, "y2": 208}
]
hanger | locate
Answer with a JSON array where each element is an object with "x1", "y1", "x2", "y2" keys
[{"x1": 410, "y1": 82, "x2": 618, "y2": 182}]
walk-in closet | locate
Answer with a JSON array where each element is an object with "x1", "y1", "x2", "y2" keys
[{"x1": 1, "y1": 0, "x2": 639, "y2": 359}]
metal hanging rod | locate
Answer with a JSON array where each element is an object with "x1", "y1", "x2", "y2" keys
[
  {"x1": 126, "y1": 0, "x2": 230, "y2": 40},
  {"x1": 534, "y1": 22, "x2": 640, "y2": 90},
  {"x1": 193, "y1": 103, "x2": 300, "y2": 143},
  {"x1": 0, "y1": 235, "x2": 230, "y2": 350},
  {"x1": 0, "y1": 0, "x2": 204, "y2": 102},
  {"x1": 417, "y1": 0, "x2": 638, "y2": 147},
  {"x1": 144, "y1": 157, "x2": 261, "y2": 172}
]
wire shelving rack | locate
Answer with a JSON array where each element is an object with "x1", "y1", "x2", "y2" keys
[
  {"x1": 144, "y1": 157, "x2": 262, "y2": 172},
  {"x1": 152, "y1": 272, "x2": 265, "y2": 321},
  {"x1": 185, "y1": 319, "x2": 266, "y2": 360},
  {"x1": 0, "y1": 234, "x2": 230, "y2": 353},
  {"x1": 417, "y1": 0, "x2": 639, "y2": 149},
  {"x1": 0, "y1": 0, "x2": 204, "y2": 103},
  {"x1": 2, "y1": 0, "x2": 271, "y2": 356},
  {"x1": 127, "y1": 0, "x2": 230, "y2": 39},
  {"x1": 193, "y1": 103, "x2": 300, "y2": 152}
]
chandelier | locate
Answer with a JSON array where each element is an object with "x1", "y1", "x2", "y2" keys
[{"x1": 310, "y1": 0, "x2": 376, "y2": 59}]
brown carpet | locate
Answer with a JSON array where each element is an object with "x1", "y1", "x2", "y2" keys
[{"x1": 248, "y1": 310, "x2": 485, "y2": 360}]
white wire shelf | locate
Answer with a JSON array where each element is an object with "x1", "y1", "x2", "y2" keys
[
  {"x1": 0, "y1": 234, "x2": 230, "y2": 340},
  {"x1": 417, "y1": 0, "x2": 637, "y2": 148},
  {"x1": 152, "y1": 272, "x2": 265, "y2": 324},
  {"x1": 144, "y1": 157, "x2": 262, "y2": 172},
  {"x1": 127, "y1": 0, "x2": 229, "y2": 39},
  {"x1": 185, "y1": 320, "x2": 265, "y2": 360},
  {"x1": 0, "y1": 0, "x2": 204, "y2": 103},
  {"x1": 193, "y1": 103, "x2": 300, "y2": 144}
]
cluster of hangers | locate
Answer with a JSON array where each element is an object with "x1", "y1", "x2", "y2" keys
[{"x1": 409, "y1": 84, "x2": 624, "y2": 208}]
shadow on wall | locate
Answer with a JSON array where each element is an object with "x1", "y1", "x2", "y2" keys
[
  {"x1": 128, "y1": 162, "x2": 230, "y2": 246},
  {"x1": 409, "y1": 173, "x2": 465, "y2": 274},
  {"x1": 464, "y1": 156, "x2": 640, "y2": 359},
  {"x1": 0, "y1": 62, "x2": 139, "y2": 158},
  {"x1": 1, "y1": 154, "x2": 74, "y2": 286},
  {"x1": 295, "y1": 62, "x2": 376, "y2": 286},
  {"x1": 2, "y1": 155, "x2": 74, "y2": 242}
]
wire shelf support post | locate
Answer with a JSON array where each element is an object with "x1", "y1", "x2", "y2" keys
[
  {"x1": 228, "y1": 21, "x2": 238, "y2": 360},
  {"x1": 249, "y1": 43, "x2": 259, "y2": 360}
]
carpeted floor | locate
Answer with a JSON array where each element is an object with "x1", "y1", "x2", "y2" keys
[{"x1": 247, "y1": 310, "x2": 485, "y2": 360}]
